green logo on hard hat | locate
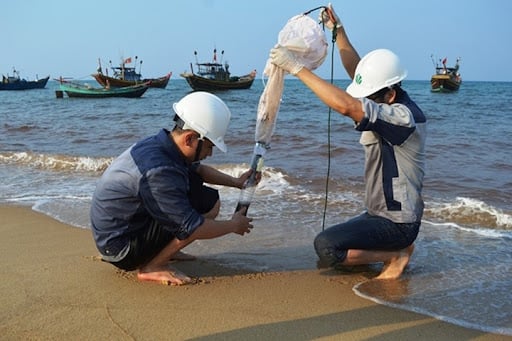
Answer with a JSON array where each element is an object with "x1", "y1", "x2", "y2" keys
[{"x1": 355, "y1": 74, "x2": 362, "y2": 85}]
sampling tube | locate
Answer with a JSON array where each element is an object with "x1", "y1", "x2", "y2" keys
[
  {"x1": 235, "y1": 142, "x2": 267, "y2": 215},
  {"x1": 235, "y1": 14, "x2": 327, "y2": 216}
]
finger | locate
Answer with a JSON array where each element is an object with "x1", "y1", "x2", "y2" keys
[
  {"x1": 234, "y1": 206, "x2": 247, "y2": 216},
  {"x1": 319, "y1": 8, "x2": 326, "y2": 22},
  {"x1": 321, "y1": 11, "x2": 329, "y2": 22},
  {"x1": 326, "y1": 8, "x2": 336, "y2": 24}
]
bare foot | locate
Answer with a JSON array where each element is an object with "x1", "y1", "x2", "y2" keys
[
  {"x1": 137, "y1": 264, "x2": 192, "y2": 286},
  {"x1": 376, "y1": 244, "x2": 415, "y2": 280},
  {"x1": 170, "y1": 251, "x2": 196, "y2": 261}
]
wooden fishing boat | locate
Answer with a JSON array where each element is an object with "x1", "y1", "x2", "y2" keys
[
  {"x1": 431, "y1": 56, "x2": 461, "y2": 92},
  {"x1": 1, "y1": 68, "x2": 49, "y2": 90},
  {"x1": 57, "y1": 79, "x2": 150, "y2": 98},
  {"x1": 92, "y1": 57, "x2": 171, "y2": 89},
  {"x1": 180, "y1": 49, "x2": 256, "y2": 91}
]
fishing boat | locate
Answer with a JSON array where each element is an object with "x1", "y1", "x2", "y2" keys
[
  {"x1": 57, "y1": 78, "x2": 150, "y2": 98},
  {"x1": 92, "y1": 57, "x2": 171, "y2": 89},
  {"x1": 180, "y1": 49, "x2": 256, "y2": 91},
  {"x1": 430, "y1": 56, "x2": 462, "y2": 92},
  {"x1": 1, "y1": 68, "x2": 49, "y2": 90}
]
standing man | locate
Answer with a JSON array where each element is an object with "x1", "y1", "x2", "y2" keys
[
  {"x1": 91, "y1": 91, "x2": 256, "y2": 285},
  {"x1": 269, "y1": 4, "x2": 426, "y2": 279}
]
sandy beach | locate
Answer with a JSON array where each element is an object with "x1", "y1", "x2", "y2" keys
[{"x1": 0, "y1": 205, "x2": 507, "y2": 340}]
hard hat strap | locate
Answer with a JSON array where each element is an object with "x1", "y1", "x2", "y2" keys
[
  {"x1": 173, "y1": 114, "x2": 185, "y2": 129},
  {"x1": 193, "y1": 138, "x2": 203, "y2": 162}
]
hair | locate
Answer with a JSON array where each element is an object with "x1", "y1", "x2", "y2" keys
[
  {"x1": 172, "y1": 125, "x2": 185, "y2": 134},
  {"x1": 172, "y1": 114, "x2": 191, "y2": 134},
  {"x1": 368, "y1": 82, "x2": 403, "y2": 102}
]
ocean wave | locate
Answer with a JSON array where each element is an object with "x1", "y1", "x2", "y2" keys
[
  {"x1": 353, "y1": 280, "x2": 512, "y2": 336},
  {"x1": 4, "y1": 123, "x2": 39, "y2": 132},
  {"x1": 425, "y1": 196, "x2": 512, "y2": 230},
  {"x1": 212, "y1": 163, "x2": 291, "y2": 197},
  {"x1": 423, "y1": 220, "x2": 512, "y2": 239},
  {"x1": 0, "y1": 151, "x2": 112, "y2": 173}
]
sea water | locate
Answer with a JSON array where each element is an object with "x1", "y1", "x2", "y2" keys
[{"x1": 1, "y1": 78, "x2": 511, "y2": 335}]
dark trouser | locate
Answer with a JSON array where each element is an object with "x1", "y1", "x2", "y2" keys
[
  {"x1": 111, "y1": 172, "x2": 219, "y2": 271},
  {"x1": 313, "y1": 212, "x2": 420, "y2": 268}
]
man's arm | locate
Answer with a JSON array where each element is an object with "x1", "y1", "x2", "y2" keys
[
  {"x1": 294, "y1": 67, "x2": 365, "y2": 123},
  {"x1": 335, "y1": 26, "x2": 360, "y2": 80},
  {"x1": 196, "y1": 164, "x2": 249, "y2": 188}
]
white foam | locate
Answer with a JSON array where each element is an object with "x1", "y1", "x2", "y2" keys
[
  {"x1": 426, "y1": 196, "x2": 512, "y2": 229},
  {"x1": 353, "y1": 282, "x2": 512, "y2": 336},
  {"x1": 0, "y1": 151, "x2": 112, "y2": 172}
]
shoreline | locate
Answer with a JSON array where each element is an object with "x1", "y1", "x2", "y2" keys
[{"x1": 1, "y1": 204, "x2": 506, "y2": 340}]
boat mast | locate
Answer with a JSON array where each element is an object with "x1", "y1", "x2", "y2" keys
[
  {"x1": 97, "y1": 58, "x2": 103, "y2": 74},
  {"x1": 430, "y1": 54, "x2": 437, "y2": 68},
  {"x1": 135, "y1": 56, "x2": 142, "y2": 76},
  {"x1": 192, "y1": 51, "x2": 199, "y2": 74}
]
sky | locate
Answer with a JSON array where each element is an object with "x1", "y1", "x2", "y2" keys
[{"x1": 2, "y1": 0, "x2": 511, "y2": 82}]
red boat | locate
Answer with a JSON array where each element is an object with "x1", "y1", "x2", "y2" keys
[{"x1": 92, "y1": 57, "x2": 171, "y2": 89}]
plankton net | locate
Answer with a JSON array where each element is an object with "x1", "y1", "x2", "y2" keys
[
  {"x1": 255, "y1": 14, "x2": 328, "y2": 147},
  {"x1": 235, "y1": 13, "x2": 328, "y2": 214}
]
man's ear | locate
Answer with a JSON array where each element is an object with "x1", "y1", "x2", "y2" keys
[
  {"x1": 385, "y1": 88, "x2": 397, "y2": 104},
  {"x1": 184, "y1": 131, "x2": 197, "y2": 147}
]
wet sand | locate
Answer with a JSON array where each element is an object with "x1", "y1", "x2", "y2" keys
[{"x1": 0, "y1": 205, "x2": 506, "y2": 340}]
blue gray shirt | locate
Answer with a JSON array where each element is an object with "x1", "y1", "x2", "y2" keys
[
  {"x1": 90, "y1": 129, "x2": 204, "y2": 258},
  {"x1": 355, "y1": 89, "x2": 427, "y2": 223}
]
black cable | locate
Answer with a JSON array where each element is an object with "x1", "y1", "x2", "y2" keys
[
  {"x1": 321, "y1": 31, "x2": 337, "y2": 231},
  {"x1": 301, "y1": 6, "x2": 337, "y2": 231},
  {"x1": 303, "y1": 6, "x2": 326, "y2": 16}
]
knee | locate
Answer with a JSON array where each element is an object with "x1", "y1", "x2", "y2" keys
[
  {"x1": 314, "y1": 232, "x2": 345, "y2": 267},
  {"x1": 313, "y1": 232, "x2": 329, "y2": 253},
  {"x1": 203, "y1": 200, "x2": 220, "y2": 219},
  {"x1": 314, "y1": 232, "x2": 330, "y2": 258}
]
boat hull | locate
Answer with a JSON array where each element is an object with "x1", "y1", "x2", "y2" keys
[
  {"x1": 92, "y1": 73, "x2": 171, "y2": 89},
  {"x1": 181, "y1": 73, "x2": 255, "y2": 91},
  {"x1": 60, "y1": 83, "x2": 149, "y2": 98},
  {"x1": 431, "y1": 74, "x2": 461, "y2": 92},
  {"x1": 0, "y1": 76, "x2": 50, "y2": 90}
]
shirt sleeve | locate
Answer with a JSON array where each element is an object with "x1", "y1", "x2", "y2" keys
[
  {"x1": 355, "y1": 98, "x2": 416, "y2": 146},
  {"x1": 139, "y1": 164, "x2": 204, "y2": 240}
]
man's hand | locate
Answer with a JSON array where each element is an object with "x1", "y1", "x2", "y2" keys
[
  {"x1": 232, "y1": 209, "x2": 253, "y2": 235},
  {"x1": 319, "y1": 3, "x2": 342, "y2": 30},
  {"x1": 269, "y1": 45, "x2": 304, "y2": 75},
  {"x1": 235, "y1": 169, "x2": 250, "y2": 189}
]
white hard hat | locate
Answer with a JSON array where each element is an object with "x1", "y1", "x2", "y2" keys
[
  {"x1": 346, "y1": 49, "x2": 407, "y2": 98},
  {"x1": 172, "y1": 92, "x2": 231, "y2": 152}
]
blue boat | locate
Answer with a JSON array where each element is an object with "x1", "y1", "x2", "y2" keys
[{"x1": 0, "y1": 68, "x2": 49, "y2": 90}]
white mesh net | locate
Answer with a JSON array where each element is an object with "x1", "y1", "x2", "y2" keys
[{"x1": 255, "y1": 14, "x2": 327, "y2": 145}]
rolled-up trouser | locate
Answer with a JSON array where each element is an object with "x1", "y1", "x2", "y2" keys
[{"x1": 313, "y1": 212, "x2": 420, "y2": 267}]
